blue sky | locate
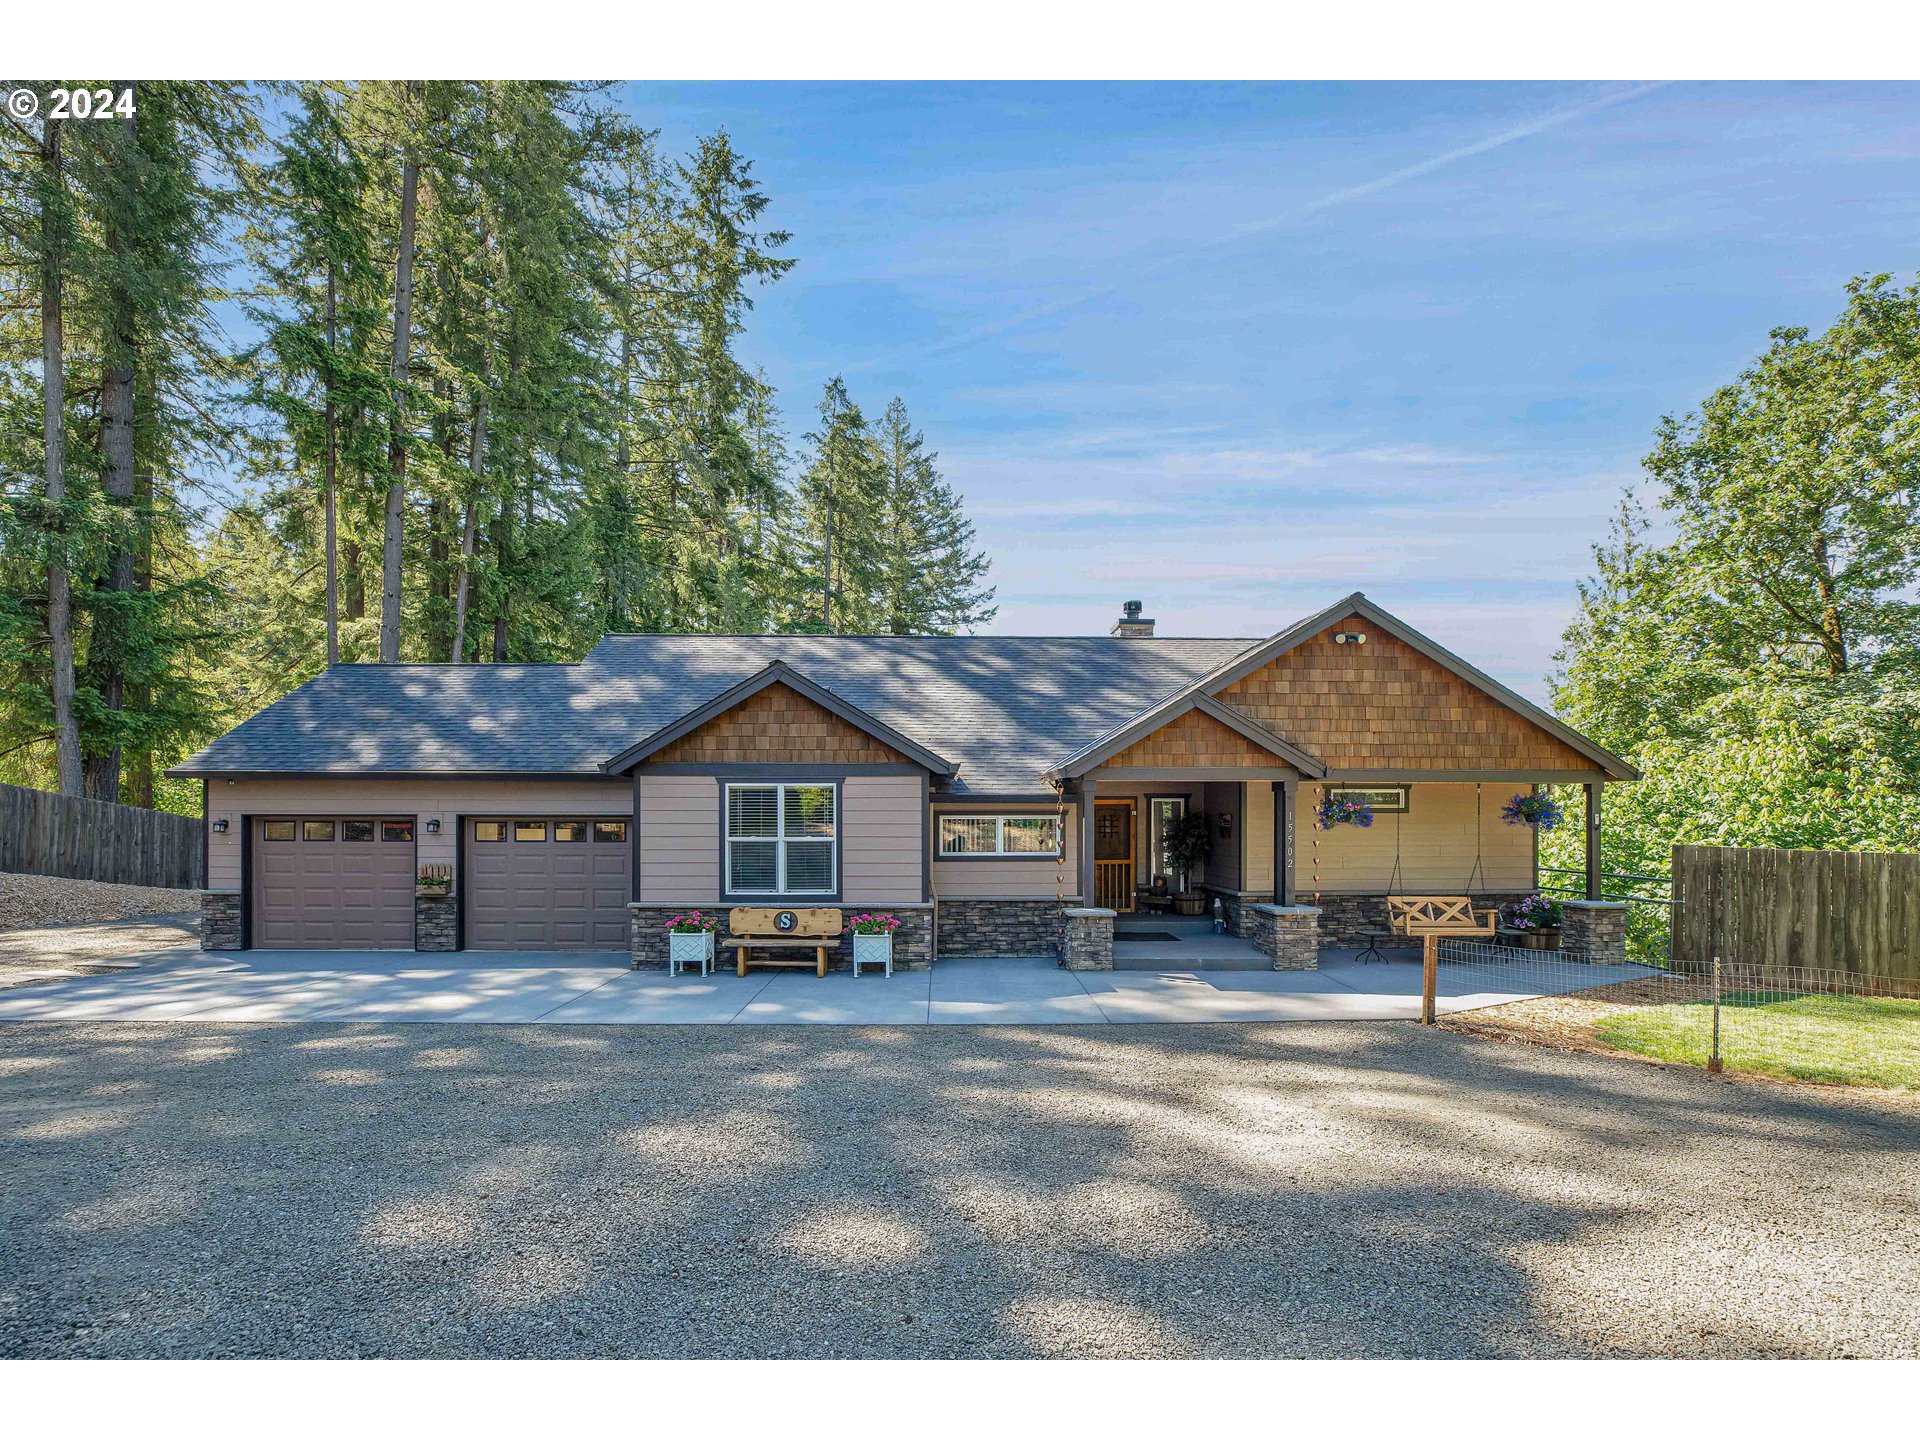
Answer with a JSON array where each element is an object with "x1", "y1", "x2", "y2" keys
[{"x1": 622, "y1": 81, "x2": 1920, "y2": 701}]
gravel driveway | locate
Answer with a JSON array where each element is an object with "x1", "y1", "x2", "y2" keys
[{"x1": 2, "y1": 1020, "x2": 1915, "y2": 1358}]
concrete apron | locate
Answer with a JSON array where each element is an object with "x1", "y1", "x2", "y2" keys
[{"x1": 0, "y1": 947, "x2": 1658, "y2": 1027}]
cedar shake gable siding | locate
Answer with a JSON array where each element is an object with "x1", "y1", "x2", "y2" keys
[
  {"x1": 1215, "y1": 616, "x2": 1593, "y2": 772},
  {"x1": 651, "y1": 682, "x2": 913, "y2": 766},
  {"x1": 1107, "y1": 707, "x2": 1286, "y2": 769}
]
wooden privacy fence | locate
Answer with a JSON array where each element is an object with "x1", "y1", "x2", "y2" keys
[
  {"x1": 0, "y1": 782, "x2": 203, "y2": 890},
  {"x1": 1671, "y1": 844, "x2": 1920, "y2": 986}
]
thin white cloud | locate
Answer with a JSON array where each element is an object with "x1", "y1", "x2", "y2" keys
[{"x1": 842, "y1": 81, "x2": 1670, "y2": 374}]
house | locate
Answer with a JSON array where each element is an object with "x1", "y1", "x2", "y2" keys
[{"x1": 170, "y1": 593, "x2": 1637, "y2": 970}]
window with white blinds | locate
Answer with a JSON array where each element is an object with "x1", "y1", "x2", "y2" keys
[
  {"x1": 937, "y1": 814, "x2": 1062, "y2": 857},
  {"x1": 726, "y1": 783, "x2": 837, "y2": 894}
]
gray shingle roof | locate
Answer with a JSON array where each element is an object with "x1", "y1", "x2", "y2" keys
[{"x1": 170, "y1": 635, "x2": 1263, "y2": 794}]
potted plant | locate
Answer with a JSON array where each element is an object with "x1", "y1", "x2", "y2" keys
[
  {"x1": 665, "y1": 911, "x2": 718, "y2": 970},
  {"x1": 1315, "y1": 794, "x2": 1374, "y2": 829},
  {"x1": 1500, "y1": 791, "x2": 1564, "y2": 830},
  {"x1": 1163, "y1": 812, "x2": 1214, "y2": 916},
  {"x1": 1499, "y1": 894, "x2": 1565, "y2": 950},
  {"x1": 416, "y1": 863, "x2": 452, "y2": 898},
  {"x1": 847, "y1": 912, "x2": 901, "y2": 974}
]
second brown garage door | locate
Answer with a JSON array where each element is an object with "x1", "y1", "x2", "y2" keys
[{"x1": 465, "y1": 818, "x2": 631, "y2": 950}]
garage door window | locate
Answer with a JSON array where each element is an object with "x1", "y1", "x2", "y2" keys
[
  {"x1": 303, "y1": 820, "x2": 336, "y2": 842},
  {"x1": 725, "y1": 783, "x2": 836, "y2": 896},
  {"x1": 474, "y1": 821, "x2": 506, "y2": 842},
  {"x1": 594, "y1": 821, "x2": 627, "y2": 843},
  {"x1": 342, "y1": 819, "x2": 375, "y2": 843},
  {"x1": 515, "y1": 820, "x2": 548, "y2": 842},
  {"x1": 262, "y1": 820, "x2": 295, "y2": 842},
  {"x1": 382, "y1": 820, "x2": 414, "y2": 842},
  {"x1": 555, "y1": 821, "x2": 587, "y2": 842}
]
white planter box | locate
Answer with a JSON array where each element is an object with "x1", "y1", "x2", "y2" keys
[
  {"x1": 851, "y1": 933, "x2": 894, "y2": 976},
  {"x1": 668, "y1": 931, "x2": 715, "y2": 974}
]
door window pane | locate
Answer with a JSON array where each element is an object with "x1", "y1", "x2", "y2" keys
[
  {"x1": 342, "y1": 820, "x2": 375, "y2": 843},
  {"x1": 554, "y1": 821, "x2": 587, "y2": 842},
  {"x1": 262, "y1": 820, "x2": 295, "y2": 842},
  {"x1": 303, "y1": 820, "x2": 336, "y2": 842},
  {"x1": 474, "y1": 821, "x2": 507, "y2": 842},
  {"x1": 593, "y1": 821, "x2": 627, "y2": 843},
  {"x1": 514, "y1": 820, "x2": 548, "y2": 842},
  {"x1": 382, "y1": 820, "x2": 414, "y2": 843}
]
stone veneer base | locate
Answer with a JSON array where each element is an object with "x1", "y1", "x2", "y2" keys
[
  {"x1": 1307, "y1": 891, "x2": 1533, "y2": 950},
  {"x1": 414, "y1": 893, "x2": 458, "y2": 952},
  {"x1": 200, "y1": 892, "x2": 242, "y2": 950},
  {"x1": 936, "y1": 898, "x2": 1071, "y2": 959},
  {"x1": 628, "y1": 903, "x2": 934, "y2": 971},
  {"x1": 1061, "y1": 907, "x2": 1115, "y2": 970},
  {"x1": 1559, "y1": 900, "x2": 1628, "y2": 966},
  {"x1": 1248, "y1": 904, "x2": 1320, "y2": 970}
]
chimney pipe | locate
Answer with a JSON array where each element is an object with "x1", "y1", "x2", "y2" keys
[{"x1": 1110, "y1": 600, "x2": 1155, "y2": 638}]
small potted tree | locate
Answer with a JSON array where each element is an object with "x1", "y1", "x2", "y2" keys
[
  {"x1": 1499, "y1": 895, "x2": 1564, "y2": 950},
  {"x1": 664, "y1": 910, "x2": 718, "y2": 973},
  {"x1": 848, "y1": 912, "x2": 901, "y2": 976},
  {"x1": 1164, "y1": 812, "x2": 1214, "y2": 916}
]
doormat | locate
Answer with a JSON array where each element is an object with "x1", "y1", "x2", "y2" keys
[{"x1": 1113, "y1": 931, "x2": 1185, "y2": 944}]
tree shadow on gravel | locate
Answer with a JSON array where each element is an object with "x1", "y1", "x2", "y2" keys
[{"x1": 1, "y1": 1018, "x2": 1917, "y2": 1358}]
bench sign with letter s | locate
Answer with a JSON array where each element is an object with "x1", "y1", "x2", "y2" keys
[{"x1": 774, "y1": 910, "x2": 798, "y2": 932}]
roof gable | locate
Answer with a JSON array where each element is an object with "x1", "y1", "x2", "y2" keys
[
  {"x1": 600, "y1": 662, "x2": 957, "y2": 776},
  {"x1": 1209, "y1": 598, "x2": 1634, "y2": 776},
  {"x1": 1045, "y1": 692, "x2": 1326, "y2": 780}
]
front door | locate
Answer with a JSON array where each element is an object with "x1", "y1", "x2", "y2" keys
[{"x1": 1094, "y1": 799, "x2": 1135, "y2": 912}]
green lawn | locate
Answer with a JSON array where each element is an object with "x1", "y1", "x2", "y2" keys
[{"x1": 1594, "y1": 991, "x2": 1920, "y2": 1090}]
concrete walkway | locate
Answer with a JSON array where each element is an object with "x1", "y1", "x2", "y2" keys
[{"x1": 0, "y1": 944, "x2": 1659, "y2": 1026}]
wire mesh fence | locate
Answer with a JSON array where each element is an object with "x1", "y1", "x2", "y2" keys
[{"x1": 1431, "y1": 937, "x2": 1920, "y2": 1092}]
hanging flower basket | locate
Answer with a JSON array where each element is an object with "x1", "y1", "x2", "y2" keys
[
  {"x1": 1314, "y1": 796, "x2": 1374, "y2": 830},
  {"x1": 1500, "y1": 792, "x2": 1564, "y2": 830}
]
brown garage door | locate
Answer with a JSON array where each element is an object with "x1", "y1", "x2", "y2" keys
[
  {"x1": 252, "y1": 817, "x2": 417, "y2": 949},
  {"x1": 465, "y1": 817, "x2": 631, "y2": 950}
]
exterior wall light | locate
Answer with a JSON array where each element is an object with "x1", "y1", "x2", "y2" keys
[
  {"x1": 211, "y1": 818, "x2": 229, "y2": 833},
  {"x1": 1333, "y1": 631, "x2": 1368, "y2": 645},
  {"x1": 425, "y1": 818, "x2": 441, "y2": 835}
]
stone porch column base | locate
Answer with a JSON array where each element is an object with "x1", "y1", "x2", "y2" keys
[
  {"x1": 199, "y1": 892, "x2": 242, "y2": 950},
  {"x1": 1061, "y1": 907, "x2": 1115, "y2": 970},
  {"x1": 1560, "y1": 900, "x2": 1628, "y2": 965},
  {"x1": 1248, "y1": 903, "x2": 1320, "y2": 970}
]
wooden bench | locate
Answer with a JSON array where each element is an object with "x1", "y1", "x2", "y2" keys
[{"x1": 724, "y1": 906, "x2": 841, "y2": 978}]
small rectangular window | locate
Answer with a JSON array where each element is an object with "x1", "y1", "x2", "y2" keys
[
  {"x1": 1327, "y1": 784, "x2": 1410, "y2": 814},
  {"x1": 593, "y1": 821, "x2": 628, "y2": 843},
  {"x1": 302, "y1": 820, "x2": 336, "y2": 842},
  {"x1": 342, "y1": 819, "x2": 375, "y2": 843},
  {"x1": 382, "y1": 820, "x2": 414, "y2": 843},
  {"x1": 474, "y1": 821, "x2": 507, "y2": 842},
  {"x1": 554, "y1": 821, "x2": 587, "y2": 843},
  {"x1": 514, "y1": 820, "x2": 548, "y2": 842},
  {"x1": 937, "y1": 813, "x2": 1061, "y2": 857},
  {"x1": 262, "y1": 820, "x2": 295, "y2": 842}
]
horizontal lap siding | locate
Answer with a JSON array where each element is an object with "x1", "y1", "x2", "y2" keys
[
  {"x1": 209, "y1": 778, "x2": 632, "y2": 894},
  {"x1": 931, "y1": 802, "x2": 1079, "y2": 899},
  {"x1": 638, "y1": 775, "x2": 718, "y2": 903},
  {"x1": 843, "y1": 776, "x2": 924, "y2": 903},
  {"x1": 1294, "y1": 782, "x2": 1532, "y2": 893}
]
